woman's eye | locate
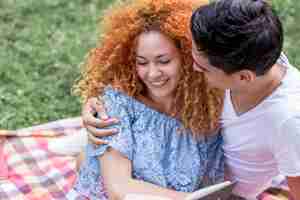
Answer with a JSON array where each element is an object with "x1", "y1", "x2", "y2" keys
[
  {"x1": 160, "y1": 60, "x2": 170, "y2": 64},
  {"x1": 136, "y1": 61, "x2": 147, "y2": 65}
]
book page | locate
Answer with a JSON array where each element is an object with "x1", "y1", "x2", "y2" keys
[
  {"x1": 123, "y1": 194, "x2": 172, "y2": 200},
  {"x1": 185, "y1": 181, "x2": 236, "y2": 200}
]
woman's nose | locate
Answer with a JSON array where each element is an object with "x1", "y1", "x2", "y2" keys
[{"x1": 148, "y1": 64, "x2": 162, "y2": 78}]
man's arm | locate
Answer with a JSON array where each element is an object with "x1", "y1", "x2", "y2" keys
[
  {"x1": 100, "y1": 148, "x2": 189, "y2": 200},
  {"x1": 273, "y1": 116, "x2": 300, "y2": 199},
  {"x1": 287, "y1": 176, "x2": 300, "y2": 199}
]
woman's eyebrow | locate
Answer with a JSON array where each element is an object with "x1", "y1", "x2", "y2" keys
[
  {"x1": 136, "y1": 55, "x2": 147, "y2": 59},
  {"x1": 136, "y1": 54, "x2": 169, "y2": 59},
  {"x1": 156, "y1": 54, "x2": 169, "y2": 59}
]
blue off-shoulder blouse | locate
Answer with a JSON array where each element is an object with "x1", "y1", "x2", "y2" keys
[{"x1": 73, "y1": 86, "x2": 224, "y2": 200}]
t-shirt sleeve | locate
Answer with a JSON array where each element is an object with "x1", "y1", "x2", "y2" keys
[
  {"x1": 86, "y1": 88, "x2": 135, "y2": 161},
  {"x1": 271, "y1": 115, "x2": 300, "y2": 176}
]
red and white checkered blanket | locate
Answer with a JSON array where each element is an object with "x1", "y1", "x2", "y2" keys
[
  {"x1": 0, "y1": 118, "x2": 82, "y2": 200},
  {"x1": 0, "y1": 117, "x2": 292, "y2": 200}
]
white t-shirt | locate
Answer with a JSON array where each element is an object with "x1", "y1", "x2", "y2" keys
[{"x1": 222, "y1": 55, "x2": 300, "y2": 199}]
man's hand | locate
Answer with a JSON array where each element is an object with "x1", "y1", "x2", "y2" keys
[
  {"x1": 287, "y1": 176, "x2": 300, "y2": 200},
  {"x1": 82, "y1": 97, "x2": 119, "y2": 145}
]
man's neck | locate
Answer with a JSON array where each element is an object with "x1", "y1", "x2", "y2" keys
[{"x1": 230, "y1": 64, "x2": 286, "y2": 116}]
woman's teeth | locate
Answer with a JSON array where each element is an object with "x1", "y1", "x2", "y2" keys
[{"x1": 150, "y1": 80, "x2": 168, "y2": 86}]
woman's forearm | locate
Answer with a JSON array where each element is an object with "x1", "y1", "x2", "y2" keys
[{"x1": 100, "y1": 149, "x2": 189, "y2": 200}]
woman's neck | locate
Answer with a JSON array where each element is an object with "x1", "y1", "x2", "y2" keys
[{"x1": 137, "y1": 94, "x2": 174, "y2": 115}]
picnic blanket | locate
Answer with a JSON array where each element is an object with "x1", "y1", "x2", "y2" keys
[
  {"x1": 0, "y1": 118, "x2": 83, "y2": 200},
  {"x1": 0, "y1": 117, "x2": 293, "y2": 200}
]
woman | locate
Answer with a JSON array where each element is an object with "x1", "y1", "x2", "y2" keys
[{"x1": 69, "y1": 0, "x2": 224, "y2": 199}]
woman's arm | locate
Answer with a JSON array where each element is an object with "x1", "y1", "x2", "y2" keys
[{"x1": 100, "y1": 148, "x2": 189, "y2": 200}]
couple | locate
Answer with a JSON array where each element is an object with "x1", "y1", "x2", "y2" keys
[{"x1": 73, "y1": 0, "x2": 300, "y2": 199}]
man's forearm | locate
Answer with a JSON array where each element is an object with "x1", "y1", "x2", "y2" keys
[{"x1": 287, "y1": 176, "x2": 300, "y2": 200}]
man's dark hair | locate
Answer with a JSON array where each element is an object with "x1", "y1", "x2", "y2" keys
[{"x1": 190, "y1": 0, "x2": 283, "y2": 75}]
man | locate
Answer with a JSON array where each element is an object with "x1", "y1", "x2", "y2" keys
[{"x1": 82, "y1": 0, "x2": 300, "y2": 199}]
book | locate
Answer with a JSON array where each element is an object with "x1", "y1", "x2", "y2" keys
[
  {"x1": 123, "y1": 181, "x2": 236, "y2": 200},
  {"x1": 184, "y1": 181, "x2": 236, "y2": 200},
  {"x1": 124, "y1": 194, "x2": 172, "y2": 200}
]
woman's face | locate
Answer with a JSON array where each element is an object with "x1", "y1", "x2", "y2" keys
[{"x1": 135, "y1": 31, "x2": 182, "y2": 102}]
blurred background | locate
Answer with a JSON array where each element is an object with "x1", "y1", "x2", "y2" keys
[{"x1": 1, "y1": 0, "x2": 300, "y2": 129}]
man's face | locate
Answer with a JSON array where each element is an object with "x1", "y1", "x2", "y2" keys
[{"x1": 191, "y1": 40, "x2": 235, "y2": 90}]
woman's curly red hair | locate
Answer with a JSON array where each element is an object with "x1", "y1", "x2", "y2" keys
[{"x1": 74, "y1": 0, "x2": 224, "y2": 137}]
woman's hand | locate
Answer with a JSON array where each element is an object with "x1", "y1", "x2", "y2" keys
[{"x1": 82, "y1": 97, "x2": 119, "y2": 145}]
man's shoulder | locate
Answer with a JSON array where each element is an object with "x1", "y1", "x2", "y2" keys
[
  {"x1": 263, "y1": 96, "x2": 300, "y2": 121},
  {"x1": 266, "y1": 63, "x2": 300, "y2": 116}
]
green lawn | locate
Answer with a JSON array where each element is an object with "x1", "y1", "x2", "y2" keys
[
  {"x1": 1, "y1": 0, "x2": 300, "y2": 129},
  {"x1": 274, "y1": 0, "x2": 300, "y2": 65}
]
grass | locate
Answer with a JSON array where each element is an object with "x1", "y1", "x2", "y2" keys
[
  {"x1": 0, "y1": 0, "x2": 112, "y2": 129},
  {"x1": 1, "y1": 0, "x2": 300, "y2": 129},
  {"x1": 273, "y1": 0, "x2": 300, "y2": 65}
]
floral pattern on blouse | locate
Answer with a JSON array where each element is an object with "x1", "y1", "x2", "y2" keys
[{"x1": 73, "y1": 86, "x2": 224, "y2": 200}]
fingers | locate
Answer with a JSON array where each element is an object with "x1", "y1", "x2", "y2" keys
[
  {"x1": 82, "y1": 97, "x2": 120, "y2": 146},
  {"x1": 86, "y1": 125, "x2": 118, "y2": 145},
  {"x1": 82, "y1": 97, "x2": 119, "y2": 128},
  {"x1": 94, "y1": 97, "x2": 109, "y2": 120},
  {"x1": 86, "y1": 125, "x2": 118, "y2": 137},
  {"x1": 88, "y1": 132, "x2": 109, "y2": 145},
  {"x1": 84, "y1": 116, "x2": 119, "y2": 129},
  {"x1": 82, "y1": 112, "x2": 101, "y2": 128}
]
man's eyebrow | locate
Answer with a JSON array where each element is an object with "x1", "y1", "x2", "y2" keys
[{"x1": 194, "y1": 48, "x2": 206, "y2": 55}]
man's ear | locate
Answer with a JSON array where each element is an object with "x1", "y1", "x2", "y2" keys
[{"x1": 233, "y1": 69, "x2": 256, "y2": 83}]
